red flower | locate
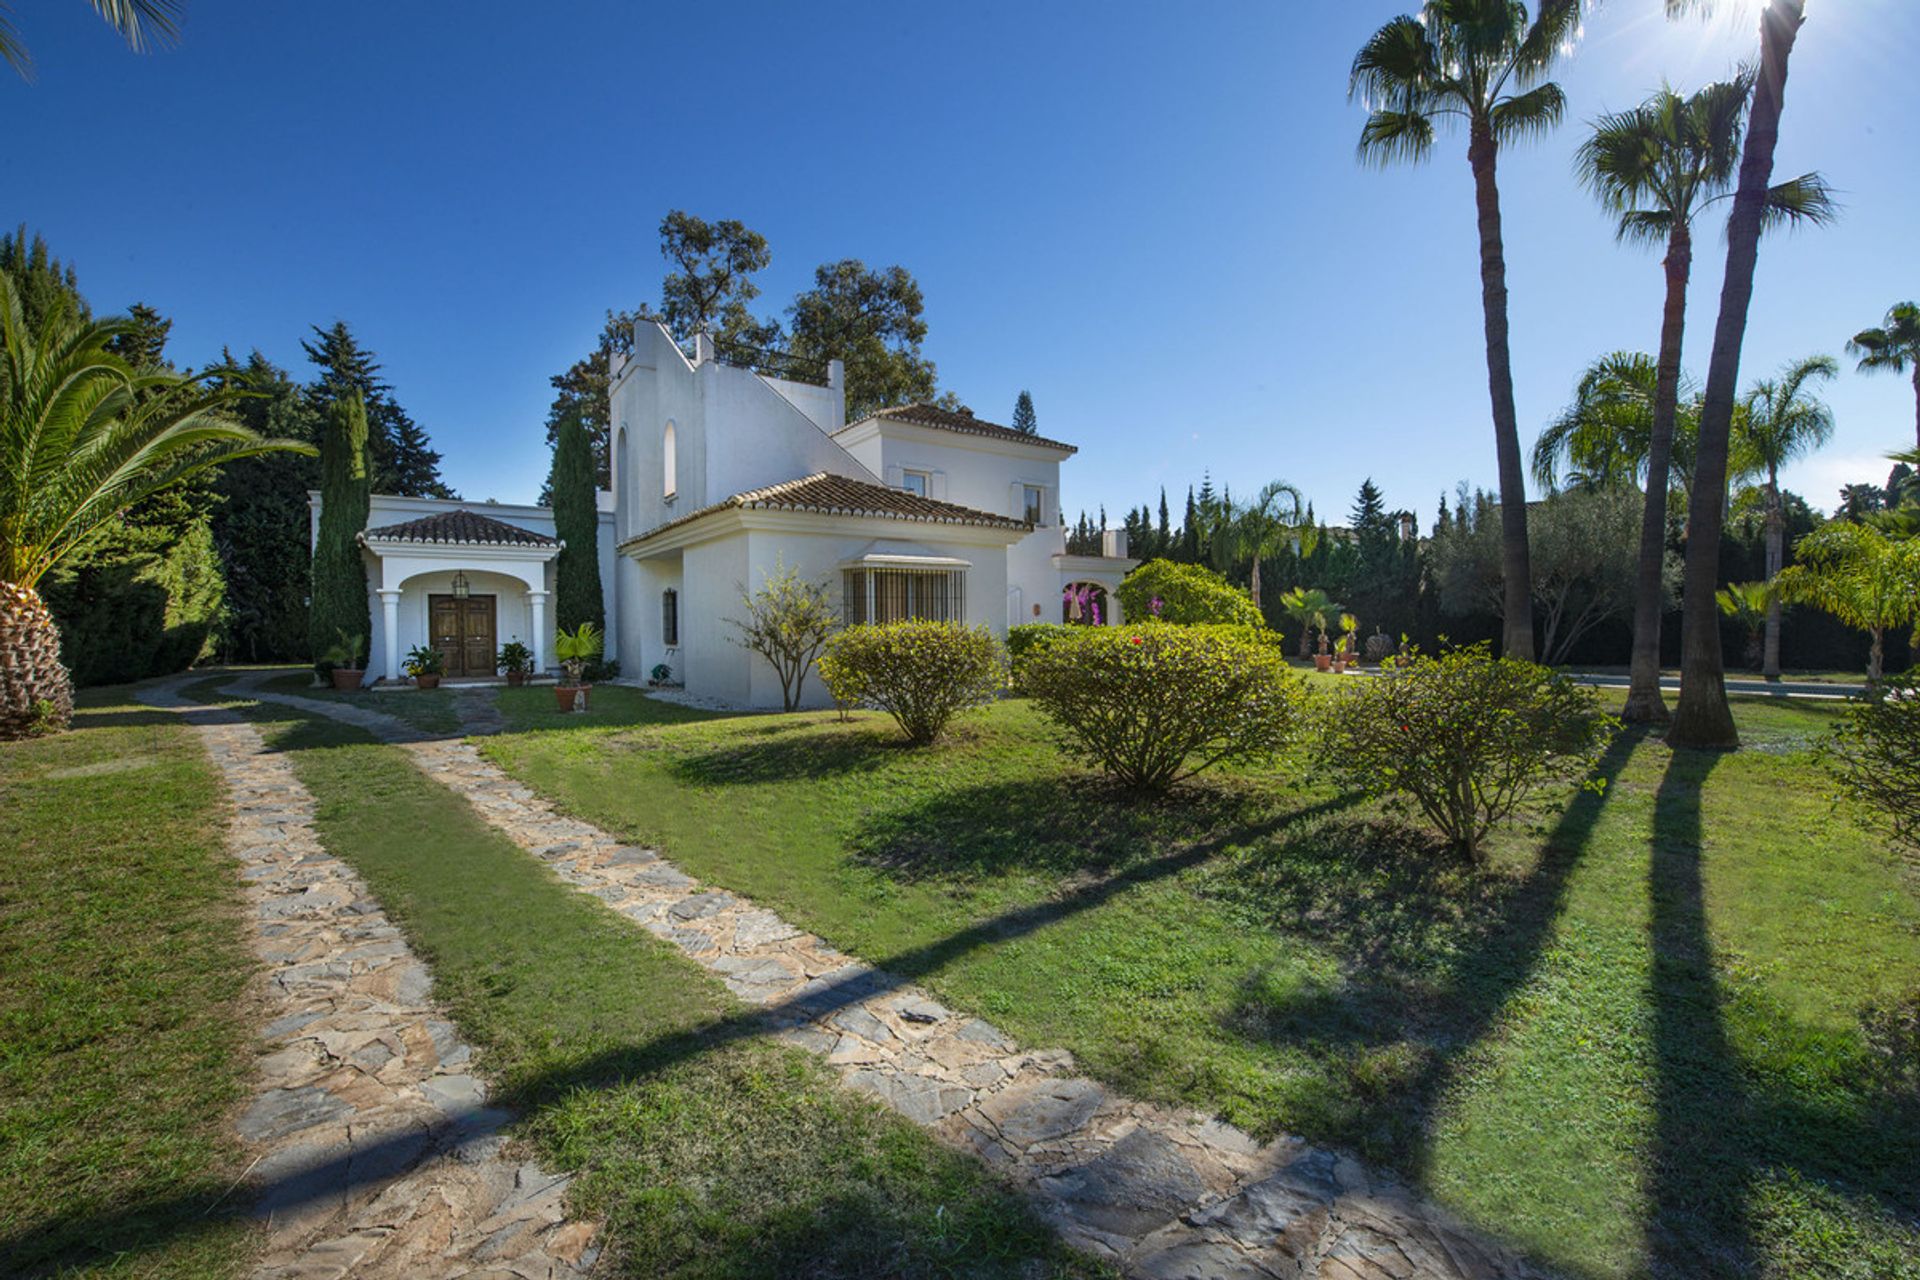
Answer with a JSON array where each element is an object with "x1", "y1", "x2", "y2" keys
[{"x1": 1130, "y1": 635, "x2": 1143, "y2": 645}]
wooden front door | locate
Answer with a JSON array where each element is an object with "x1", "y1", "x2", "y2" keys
[{"x1": 428, "y1": 594, "x2": 496, "y2": 678}]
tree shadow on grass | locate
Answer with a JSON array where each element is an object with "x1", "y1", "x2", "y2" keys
[
  {"x1": 1643, "y1": 749, "x2": 1920, "y2": 1277},
  {"x1": 1205, "y1": 731, "x2": 1646, "y2": 1174},
  {"x1": 666, "y1": 720, "x2": 905, "y2": 785}
]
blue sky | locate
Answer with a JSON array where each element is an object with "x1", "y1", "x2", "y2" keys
[{"x1": 6, "y1": 1, "x2": 1916, "y2": 523}]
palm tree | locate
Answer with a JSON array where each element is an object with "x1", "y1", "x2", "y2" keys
[
  {"x1": 1350, "y1": 0, "x2": 1584, "y2": 662},
  {"x1": 1278, "y1": 587, "x2": 1337, "y2": 662},
  {"x1": 1, "y1": 1, "x2": 182, "y2": 79},
  {"x1": 0, "y1": 274, "x2": 311, "y2": 738},
  {"x1": 1533, "y1": 353, "x2": 1702, "y2": 497},
  {"x1": 1715, "y1": 582, "x2": 1771, "y2": 670},
  {"x1": 1216, "y1": 480, "x2": 1304, "y2": 613},
  {"x1": 1772, "y1": 522, "x2": 1920, "y2": 684},
  {"x1": 1666, "y1": 0, "x2": 1813, "y2": 749},
  {"x1": 1847, "y1": 302, "x2": 1920, "y2": 451},
  {"x1": 1575, "y1": 76, "x2": 1832, "y2": 723},
  {"x1": 1733, "y1": 354, "x2": 1837, "y2": 678}
]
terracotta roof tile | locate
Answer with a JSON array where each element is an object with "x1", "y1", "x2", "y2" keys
[
  {"x1": 621, "y1": 472, "x2": 1029, "y2": 549},
  {"x1": 846, "y1": 402, "x2": 1077, "y2": 454},
  {"x1": 360, "y1": 509, "x2": 557, "y2": 547}
]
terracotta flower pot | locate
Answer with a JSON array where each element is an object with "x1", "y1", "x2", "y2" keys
[
  {"x1": 1313, "y1": 654, "x2": 1331, "y2": 672},
  {"x1": 331, "y1": 667, "x2": 365, "y2": 691},
  {"x1": 414, "y1": 674, "x2": 441, "y2": 689},
  {"x1": 555, "y1": 684, "x2": 591, "y2": 712},
  {"x1": 506, "y1": 671, "x2": 527, "y2": 688},
  {"x1": 1332, "y1": 660, "x2": 1346, "y2": 675}
]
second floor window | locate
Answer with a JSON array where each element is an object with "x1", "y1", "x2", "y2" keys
[
  {"x1": 901, "y1": 470, "x2": 929, "y2": 497},
  {"x1": 1023, "y1": 485, "x2": 1044, "y2": 525}
]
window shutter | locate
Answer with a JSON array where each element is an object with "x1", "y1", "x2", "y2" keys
[{"x1": 930, "y1": 471, "x2": 947, "y2": 501}]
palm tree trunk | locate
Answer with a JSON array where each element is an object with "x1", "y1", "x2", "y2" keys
[
  {"x1": 1868, "y1": 627, "x2": 1884, "y2": 684},
  {"x1": 1911, "y1": 365, "x2": 1919, "y2": 452},
  {"x1": 0, "y1": 581, "x2": 74, "y2": 739},
  {"x1": 1762, "y1": 472, "x2": 1785, "y2": 678},
  {"x1": 1250, "y1": 555, "x2": 1263, "y2": 612},
  {"x1": 1670, "y1": 0, "x2": 1804, "y2": 749},
  {"x1": 1468, "y1": 123, "x2": 1535, "y2": 661},
  {"x1": 1623, "y1": 225, "x2": 1693, "y2": 723}
]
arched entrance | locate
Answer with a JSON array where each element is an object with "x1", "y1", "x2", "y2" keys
[{"x1": 1062, "y1": 582, "x2": 1109, "y2": 625}]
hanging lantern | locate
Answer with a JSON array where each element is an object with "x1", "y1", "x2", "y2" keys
[{"x1": 451, "y1": 571, "x2": 470, "y2": 600}]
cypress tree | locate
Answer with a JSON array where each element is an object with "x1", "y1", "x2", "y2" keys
[
  {"x1": 309, "y1": 393, "x2": 372, "y2": 674},
  {"x1": 1180, "y1": 487, "x2": 1199, "y2": 563},
  {"x1": 1011, "y1": 389, "x2": 1038, "y2": 435},
  {"x1": 1156, "y1": 488, "x2": 1171, "y2": 557},
  {"x1": 551, "y1": 405, "x2": 606, "y2": 639}
]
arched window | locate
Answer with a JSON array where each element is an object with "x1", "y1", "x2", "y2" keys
[
  {"x1": 614, "y1": 425, "x2": 628, "y2": 498},
  {"x1": 662, "y1": 588, "x2": 679, "y2": 646},
  {"x1": 662, "y1": 421, "x2": 677, "y2": 498}
]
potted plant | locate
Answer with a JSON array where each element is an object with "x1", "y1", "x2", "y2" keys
[
  {"x1": 321, "y1": 631, "x2": 367, "y2": 691},
  {"x1": 1312, "y1": 609, "x2": 1332, "y2": 672},
  {"x1": 553, "y1": 622, "x2": 602, "y2": 712},
  {"x1": 497, "y1": 639, "x2": 534, "y2": 687},
  {"x1": 403, "y1": 644, "x2": 445, "y2": 689},
  {"x1": 1333, "y1": 614, "x2": 1358, "y2": 674}
]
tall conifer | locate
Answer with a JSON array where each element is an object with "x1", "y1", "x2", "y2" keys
[
  {"x1": 551, "y1": 406, "x2": 606, "y2": 642},
  {"x1": 309, "y1": 393, "x2": 372, "y2": 675}
]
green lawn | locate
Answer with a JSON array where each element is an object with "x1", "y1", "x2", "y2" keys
[
  {"x1": 254, "y1": 669, "x2": 467, "y2": 734},
  {"x1": 200, "y1": 687, "x2": 1102, "y2": 1279},
  {"x1": 0, "y1": 690, "x2": 258, "y2": 1278},
  {"x1": 484, "y1": 691, "x2": 1920, "y2": 1280}
]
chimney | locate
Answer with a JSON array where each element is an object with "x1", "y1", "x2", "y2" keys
[
  {"x1": 693, "y1": 332, "x2": 715, "y2": 365},
  {"x1": 1102, "y1": 527, "x2": 1129, "y2": 559}
]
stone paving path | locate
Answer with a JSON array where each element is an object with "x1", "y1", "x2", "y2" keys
[
  {"x1": 138, "y1": 681, "x2": 596, "y2": 1280},
  {"x1": 227, "y1": 674, "x2": 1554, "y2": 1280}
]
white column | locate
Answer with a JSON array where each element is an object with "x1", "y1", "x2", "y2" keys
[
  {"x1": 377, "y1": 589, "x2": 402, "y2": 682},
  {"x1": 528, "y1": 590, "x2": 549, "y2": 677}
]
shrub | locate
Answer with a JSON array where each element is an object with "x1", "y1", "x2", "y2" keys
[
  {"x1": 1320, "y1": 645, "x2": 1615, "y2": 857},
  {"x1": 403, "y1": 644, "x2": 444, "y2": 677},
  {"x1": 728, "y1": 558, "x2": 838, "y2": 712},
  {"x1": 817, "y1": 621, "x2": 1005, "y2": 745},
  {"x1": 309, "y1": 393, "x2": 372, "y2": 679},
  {"x1": 1116, "y1": 559, "x2": 1264, "y2": 628},
  {"x1": 496, "y1": 640, "x2": 534, "y2": 675},
  {"x1": 1823, "y1": 675, "x2": 1920, "y2": 858},
  {"x1": 1007, "y1": 622, "x2": 1071, "y2": 685},
  {"x1": 1020, "y1": 623, "x2": 1307, "y2": 789}
]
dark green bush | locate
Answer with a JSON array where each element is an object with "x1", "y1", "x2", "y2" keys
[
  {"x1": 1320, "y1": 645, "x2": 1615, "y2": 857},
  {"x1": 1020, "y1": 622, "x2": 1308, "y2": 789},
  {"x1": 1007, "y1": 623, "x2": 1070, "y2": 685},
  {"x1": 1823, "y1": 675, "x2": 1920, "y2": 858},
  {"x1": 818, "y1": 621, "x2": 1006, "y2": 745},
  {"x1": 1116, "y1": 559, "x2": 1264, "y2": 628},
  {"x1": 43, "y1": 516, "x2": 225, "y2": 685}
]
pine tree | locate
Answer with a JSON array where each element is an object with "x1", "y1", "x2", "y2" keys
[
  {"x1": 1180, "y1": 487, "x2": 1200, "y2": 563},
  {"x1": 551, "y1": 405, "x2": 606, "y2": 641},
  {"x1": 309, "y1": 393, "x2": 372, "y2": 675},
  {"x1": 1156, "y1": 488, "x2": 1171, "y2": 558},
  {"x1": 1011, "y1": 389, "x2": 1038, "y2": 435},
  {"x1": 302, "y1": 321, "x2": 453, "y2": 498}
]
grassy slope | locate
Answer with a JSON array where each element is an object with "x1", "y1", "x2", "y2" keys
[
  {"x1": 223, "y1": 694, "x2": 1102, "y2": 1280},
  {"x1": 485, "y1": 689, "x2": 1920, "y2": 1280},
  {"x1": 0, "y1": 691, "x2": 257, "y2": 1278}
]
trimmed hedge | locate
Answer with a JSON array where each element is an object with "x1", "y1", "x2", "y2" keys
[
  {"x1": 1116, "y1": 559, "x2": 1263, "y2": 628},
  {"x1": 1020, "y1": 622, "x2": 1308, "y2": 789},
  {"x1": 1319, "y1": 645, "x2": 1615, "y2": 857},
  {"x1": 818, "y1": 621, "x2": 1007, "y2": 745}
]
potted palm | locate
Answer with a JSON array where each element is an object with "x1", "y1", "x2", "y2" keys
[
  {"x1": 1332, "y1": 614, "x2": 1359, "y2": 674},
  {"x1": 322, "y1": 631, "x2": 368, "y2": 691},
  {"x1": 496, "y1": 639, "x2": 534, "y2": 687},
  {"x1": 553, "y1": 622, "x2": 602, "y2": 711},
  {"x1": 1312, "y1": 608, "x2": 1333, "y2": 672},
  {"x1": 403, "y1": 644, "x2": 445, "y2": 689}
]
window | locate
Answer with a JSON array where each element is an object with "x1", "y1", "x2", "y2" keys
[
  {"x1": 1023, "y1": 485, "x2": 1045, "y2": 525},
  {"x1": 663, "y1": 421, "x2": 677, "y2": 498},
  {"x1": 842, "y1": 568, "x2": 966, "y2": 625},
  {"x1": 661, "y1": 588, "x2": 678, "y2": 646},
  {"x1": 901, "y1": 470, "x2": 929, "y2": 497}
]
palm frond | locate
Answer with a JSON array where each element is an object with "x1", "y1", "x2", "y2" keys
[
  {"x1": 1515, "y1": 0, "x2": 1585, "y2": 81},
  {"x1": 85, "y1": 0, "x2": 182, "y2": 53},
  {"x1": 1846, "y1": 302, "x2": 1920, "y2": 374},
  {"x1": 1490, "y1": 82, "x2": 1567, "y2": 145},
  {"x1": 1357, "y1": 110, "x2": 1438, "y2": 166},
  {"x1": 0, "y1": 7, "x2": 30, "y2": 79},
  {"x1": 1759, "y1": 172, "x2": 1838, "y2": 232}
]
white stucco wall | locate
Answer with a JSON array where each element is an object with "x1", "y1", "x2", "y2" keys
[{"x1": 609, "y1": 323, "x2": 872, "y2": 546}]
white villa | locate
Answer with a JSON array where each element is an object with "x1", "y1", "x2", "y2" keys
[{"x1": 311, "y1": 320, "x2": 1135, "y2": 707}]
